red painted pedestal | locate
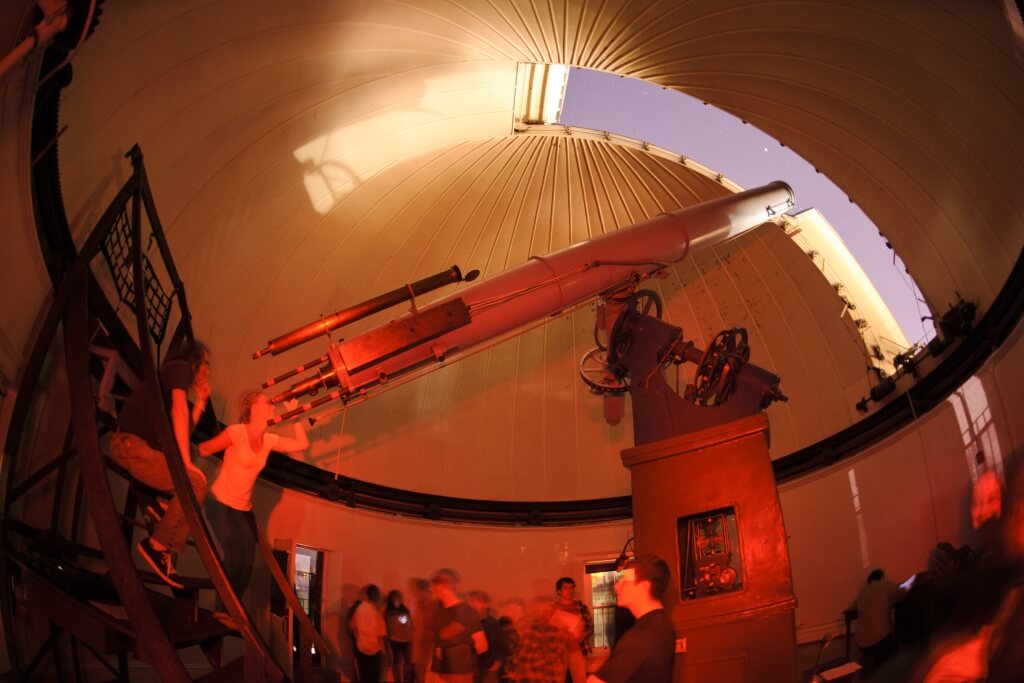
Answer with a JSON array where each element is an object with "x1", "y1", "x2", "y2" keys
[{"x1": 621, "y1": 412, "x2": 798, "y2": 683}]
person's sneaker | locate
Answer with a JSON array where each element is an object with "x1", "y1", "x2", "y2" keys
[
  {"x1": 144, "y1": 499, "x2": 169, "y2": 523},
  {"x1": 137, "y1": 537, "x2": 184, "y2": 589},
  {"x1": 166, "y1": 558, "x2": 182, "y2": 585}
]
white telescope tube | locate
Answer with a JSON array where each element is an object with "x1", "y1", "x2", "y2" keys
[{"x1": 274, "y1": 181, "x2": 793, "y2": 410}]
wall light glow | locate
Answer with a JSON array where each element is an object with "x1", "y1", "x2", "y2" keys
[
  {"x1": 514, "y1": 63, "x2": 568, "y2": 127},
  {"x1": 848, "y1": 468, "x2": 871, "y2": 569},
  {"x1": 948, "y1": 375, "x2": 1004, "y2": 481}
]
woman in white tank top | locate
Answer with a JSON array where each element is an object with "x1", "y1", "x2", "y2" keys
[{"x1": 198, "y1": 392, "x2": 308, "y2": 603}]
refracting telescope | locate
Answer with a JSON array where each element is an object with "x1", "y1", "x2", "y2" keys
[{"x1": 254, "y1": 181, "x2": 795, "y2": 432}]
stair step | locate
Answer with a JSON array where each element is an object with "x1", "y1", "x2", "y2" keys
[
  {"x1": 23, "y1": 569, "x2": 134, "y2": 655},
  {"x1": 193, "y1": 655, "x2": 244, "y2": 683},
  {"x1": 136, "y1": 588, "x2": 238, "y2": 647},
  {"x1": 136, "y1": 568, "x2": 215, "y2": 590},
  {"x1": 21, "y1": 555, "x2": 236, "y2": 652}
]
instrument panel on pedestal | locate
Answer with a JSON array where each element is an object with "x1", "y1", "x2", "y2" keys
[{"x1": 678, "y1": 507, "x2": 743, "y2": 600}]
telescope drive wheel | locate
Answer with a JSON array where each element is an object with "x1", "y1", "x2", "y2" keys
[{"x1": 693, "y1": 327, "x2": 750, "y2": 406}]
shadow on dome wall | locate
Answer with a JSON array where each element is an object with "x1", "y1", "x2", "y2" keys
[{"x1": 291, "y1": 66, "x2": 465, "y2": 216}]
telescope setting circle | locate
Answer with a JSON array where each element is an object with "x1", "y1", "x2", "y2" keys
[{"x1": 579, "y1": 347, "x2": 630, "y2": 394}]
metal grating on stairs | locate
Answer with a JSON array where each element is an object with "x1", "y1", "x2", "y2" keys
[{"x1": 100, "y1": 205, "x2": 173, "y2": 345}]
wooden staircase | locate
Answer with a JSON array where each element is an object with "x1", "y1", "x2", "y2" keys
[{"x1": 1, "y1": 146, "x2": 333, "y2": 682}]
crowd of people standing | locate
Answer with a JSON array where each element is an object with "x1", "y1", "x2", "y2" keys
[{"x1": 343, "y1": 558, "x2": 674, "y2": 683}]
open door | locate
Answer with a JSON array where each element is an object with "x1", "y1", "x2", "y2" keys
[
  {"x1": 269, "y1": 539, "x2": 337, "y2": 681},
  {"x1": 292, "y1": 545, "x2": 325, "y2": 670}
]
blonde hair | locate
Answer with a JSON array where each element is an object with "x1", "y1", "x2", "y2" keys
[{"x1": 239, "y1": 391, "x2": 265, "y2": 423}]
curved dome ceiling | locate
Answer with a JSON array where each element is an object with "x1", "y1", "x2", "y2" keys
[{"x1": 56, "y1": 1, "x2": 1024, "y2": 500}]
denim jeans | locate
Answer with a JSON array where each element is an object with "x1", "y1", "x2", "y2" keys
[
  {"x1": 109, "y1": 432, "x2": 207, "y2": 554},
  {"x1": 205, "y1": 496, "x2": 257, "y2": 597}
]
